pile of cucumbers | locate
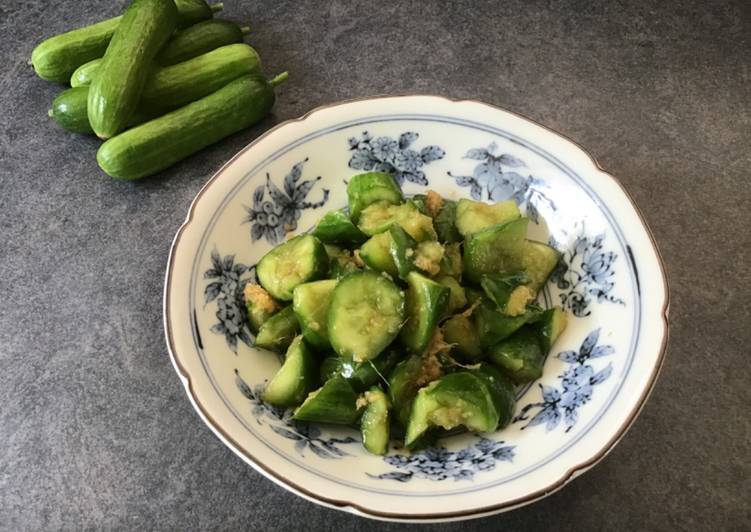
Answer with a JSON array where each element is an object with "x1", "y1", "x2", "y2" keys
[
  {"x1": 244, "y1": 172, "x2": 568, "y2": 455},
  {"x1": 31, "y1": 0, "x2": 287, "y2": 180}
]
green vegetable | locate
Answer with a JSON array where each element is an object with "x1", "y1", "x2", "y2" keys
[
  {"x1": 293, "y1": 377, "x2": 361, "y2": 424},
  {"x1": 488, "y1": 326, "x2": 545, "y2": 384},
  {"x1": 69, "y1": 59, "x2": 102, "y2": 88},
  {"x1": 438, "y1": 242, "x2": 463, "y2": 279},
  {"x1": 312, "y1": 210, "x2": 367, "y2": 246},
  {"x1": 387, "y1": 354, "x2": 424, "y2": 428},
  {"x1": 257, "y1": 233, "x2": 328, "y2": 301},
  {"x1": 357, "y1": 201, "x2": 436, "y2": 242},
  {"x1": 292, "y1": 279, "x2": 337, "y2": 350},
  {"x1": 360, "y1": 387, "x2": 390, "y2": 455},
  {"x1": 324, "y1": 246, "x2": 361, "y2": 279},
  {"x1": 519, "y1": 240, "x2": 561, "y2": 293},
  {"x1": 262, "y1": 336, "x2": 319, "y2": 407},
  {"x1": 88, "y1": 0, "x2": 179, "y2": 139},
  {"x1": 442, "y1": 314, "x2": 483, "y2": 361},
  {"x1": 469, "y1": 364, "x2": 516, "y2": 428},
  {"x1": 320, "y1": 349, "x2": 401, "y2": 391},
  {"x1": 535, "y1": 306, "x2": 567, "y2": 353},
  {"x1": 254, "y1": 306, "x2": 299, "y2": 353},
  {"x1": 463, "y1": 218, "x2": 529, "y2": 283},
  {"x1": 433, "y1": 200, "x2": 462, "y2": 243},
  {"x1": 359, "y1": 233, "x2": 398, "y2": 277},
  {"x1": 346, "y1": 172, "x2": 403, "y2": 222},
  {"x1": 388, "y1": 225, "x2": 418, "y2": 280},
  {"x1": 327, "y1": 271, "x2": 405, "y2": 362},
  {"x1": 243, "y1": 283, "x2": 280, "y2": 333},
  {"x1": 98, "y1": 73, "x2": 287, "y2": 179},
  {"x1": 436, "y1": 276, "x2": 467, "y2": 315},
  {"x1": 399, "y1": 272, "x2": 450, "y2": 354},
  {"x1": 474, "y1": 298, "x2": 542, "y2": 347},
  {"x1": 480, "y1": 272, "x2": 536, "y2": 316},
  {"x1": 172, "y1": 0, "x2": 222, "y2": 29},
  {"x1": 455, "y1": 198, "x2": 520, "y2": 236}
]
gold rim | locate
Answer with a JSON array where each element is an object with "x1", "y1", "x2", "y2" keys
[{"x1": 163, "y1": 94, "x2": 670, "y2": 522}]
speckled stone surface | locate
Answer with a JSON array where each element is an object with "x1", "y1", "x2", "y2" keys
[{"x1": 1, "y1": 0, "x2": 749, "y2": 529}]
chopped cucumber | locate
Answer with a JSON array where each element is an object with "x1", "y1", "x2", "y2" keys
[
  {"x1": 360, "y1": 386, "x2": 390, "y2": 455},
  {"x1": 243, "y1": 283, "x2": 280, "y2": 332},
  {"x1": 489, "y1": 326, "x2": 545, "y2": 384},
  {"x1": 474, "y1": 299, "x2": 543, "y2": 347},
  {"x1": 357, "y1": 201, "x2": 436, "y2": 242},
  {"x1": 325, "y1": 245, "x2": 361, "y2": 279},
  {"x1": 442, "y1": 314, "x2": 483, "y2": 361},
  {"x1": 438, "y1": 242, "x2": 462, "y2": 279},
  {"x1": 455, "y1": 198, "x2": 520, "y2": 236},
  {"x1": 347, "y1": 172, "x2": 403, "y2": 222},
  {"x1": 387, "y1": 354, "x2": 424, "y2": 428},
  {"x1": 254, "y1": 306, "x2": 299, "y2": 353},
  {"x1": 480, "y1": 272, "x2": 535, "y2": 316},
  {"x1": 413, "y1": 241, "x2": 445, "y2": 277},
  {"x1": 312, "y1": 210, "x2": 367, "y2": 246},
  {"x1": 359, "y1": 232, "x2": 398, "y2": 277},
  {"x1": 535, "y1": 306, "x2": 568, "y2": 353},
  {"x1": 520, "y1": 240, "x2": 561, "y2": 293},
  {"x1": 436, "y1": 276, "x2": 468, "y2": 315},
  {"x1": 293, "y1": 376, "x2": 361, "y2": 424},
  {"x1": 327, "y1": 272, "x2": 405, "y2": 362},
  {"x1": 463, "y1": 218, "x2": 529, "y2": 283},
  {"x1": 469, "y1": 363, "x2": 516, "y2": 428},
  {"x1": 257, "y1": 234, "x2": 328, "y2": 301},
  {"x1": 262, "y1": 336, "x2": 319, "y2": 407},
  {"x1": 433, "y1": 200, "x2": 462, "y2": 243},
  {"x1": 292, "y1": 279, "x2": 337, "y2": 350},
  {"x1": 399, "y1": 272, "x2": 450, "y2": 354},
  {"x1": 320, "y1": 348, "x2": 401, "y2": 391},
  {"x1": 388, "y1": 225, "x2": 418, "y2": 280}
]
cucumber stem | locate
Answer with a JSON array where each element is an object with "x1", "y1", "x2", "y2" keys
[
  {"x1": 210, "y1": 2, "x2": 224, "y2": 13},
  {"x1": 269, "y1": 71, "x2": 289, "y2": 87},
  {"x1": 240, "y1": 26, "x2": 251, "y2": 35}
]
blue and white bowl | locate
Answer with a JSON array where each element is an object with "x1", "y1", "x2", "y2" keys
[{"x1": 164, "y1": 96, "x2": 669, "y2": 522}]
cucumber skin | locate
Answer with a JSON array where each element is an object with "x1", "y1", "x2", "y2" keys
[
  {"x1": 70, "y1": 59, "x2": 101, "y2": 88},
  {"x1": 157, "y1": 19, "x2": 246, "y2": 66},
  {"x1": 97, "y1": 74, "x2": 276, "y2": 179},
  {"x1": 31, "y1": 1, "x2": 216, "y2": 83},
  {"x1": 88, "y1": 0, "x2": 178, "y2": 139},
  {"x1": 50, "y1": 87, "x2": 156, "y2": 135},
  {"x1": 347, "y1": 172, "x2": 404, "y2": 222}
]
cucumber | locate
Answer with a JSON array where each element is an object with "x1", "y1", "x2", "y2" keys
[
  {"x1": 320, "y1": 348, "x2": 401, "y2": 391},
  {"x1": 347, "y1": 172, "x2": 403, "y2": 222},
  {"x1": 442, "y1": 314, "x2": 483, "y2": 361},
  {"x1": 262, "y1": 336, "x2": 319, "y2": 407},
  {"x1": 437, "y1": 242, "x2": 462, "y2": 279},
  {"x1": 243, "y1": 283, "x2": 280, "y2": 333},
  {"x1": 256, "y1": 234, "x2": 328, "y2": 301},
  {"x1": 387, "y1": 354, "x2": 424, "y2": 428},
  {"x1": 325, "y1": 246, "x2": 361, "y2": 279},
  {"x1": 30, "y1": 1, "x2": 221, "y2": 83},
  {"x1": 520, "y1": 240, "x2": 561, "y2": 293},
  {"x1": 359, "y1": 233, "x2": 398, "y2": 277},
  {"x1": 469, "y1": 364, "x2": 516, "y2": 428},
  {"x1": 254, "y1": 306, "x2": 299, "y2": 353},
  {"x1": 433, "y1": 200, "x2": 462, "y2": 243},
  {"x1": 535, "y1": 306, "x2": 568, "y2": 354},
  {"x1": 388, "y1": 225, "x2": 418, "y2": 280},
  {"x1": 312, "y1": 210, "x2": 367, "y2": 246},
  {"x1": 292, "y1": 279, "x2": 337, "y2": 350},
  {"x1": 436, "y1": 276, "x2": 467, "y2": 315},
  {"x1": 357, "y1": 201, "x2": 436, "y2": 242},
  {"x1": 399, "y1": 272, "x2": 450, "y2": 354},
  {"x1": 474, "y1": 299, "x2": 543, "y2": 347},
  {"x1": 480, "y1": 272, "x2": 536, "y2": 316},
  {"x1": 489, "y1": 326, "x2": 545, "y2": 384},
  {"x1": 293, "y1": 377, "x2": 361, "y2": 424},
  {"x1": 97, "y1": 73, "x2": 287, "y2": 179},
  {"x1": 405, "y1": 372, "x2": 499, "y2": 448},
  {"x1": 70, "y1": 59, "x2": 102, "y2": 88},
  {"x1": 463, "y1": 218, "x2": 529, "y2": 283},
  {"x1": 327, "y1": 271, "x2": 405, "y2": 362},
  {"x1": 360, "y1": 387, "x2": 391, "y2": 455},
  {"x1": 413, "y1": 241, "x2": 444, "y2": 277},
  {"x1": 455, "y1": 198, "x2": 521, "y2": 236},
  {"x1": 88, "y1": 0, "x2": 179, "y2": 139}
]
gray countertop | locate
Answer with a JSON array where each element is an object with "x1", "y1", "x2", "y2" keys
[{"x1": 2, "y1": 0, "x2": 749, "y2": 529}]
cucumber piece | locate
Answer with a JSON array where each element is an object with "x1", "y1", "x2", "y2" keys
[
  {"x1": 88, "y1": 0, "x2": 179, "y2": 139},
  {"x1": 70, "y1": 59, "x2": 101, "y2": 88},
  {"x1": 262, "y1": 336, "x2": 319, "y2": 407},
  {"x1": 436, "y1": 276, "x2": 468, "y2": 315},
  {"x1": 480, "y1": 272, "x2": 536, "y2": 317},
  {"x1": 387, "y1": 354, "x2": 424, "y2": 428},
  {"x1": 292, "y1": 279, "x2": 337, "y2": 350},
  {"x1": 254, "y1": 306, "x2": 299, "y2": 353},
  {"x1": 359, "y1": 233, "x2": 398, "y2": 277},
  {"x1": 256, "y1": 234, "x2": 328, "y2": 301},
  {"x1": 360, "y1": 387, "x2": 390, "y2": 455},
  {"x1": 347, "y1": 172, "x2": 403, "y2": 222},
  {"x1": 438, "y1": 242, "x2": 462, "y2": 279},
  {"x1": 156, "y1": 18, "x2": 248, "y2": 66},
  {"x1": 97, "y1": 73, "x2": 286, "y2": 179},
  {"x1": 414, "y1": 241, "x2": 445, "y2": 277},
  {"x1": 520, "y1": 240, "x2": 562, "y2": 293},
  {"x1": 463, "y1": 218, "x2": 529, "y2": 283},
  {"x1": 455, "y1": 198, "x2": 521, "y2": 236},
  {"x1": 328, "y1": 272, "x2": 405, "y2": 362},
  {"x1": 433, "y1": 200, "x2": 462, "y2": 243},
  {"x1": 30, "y1": 1, "x2": 218, "y2": 83},
  {"x1": 388, "y1": 225, "x2": 418, "y2": 280},
  {"x1": 358, "y1": 201, "x2": 436, "y2": 242},
  {"x1": 469, "y1": 364, "x2": 516, "y2": 428},
  {"x1": 475, "y1": 299, "x2": 543, "y2": 347},
  {"x1": 293, "y1": 377, "x2": 361, "y2": 424},
  {"x1": 405, "y1": 372, "x2": 499, "y2": 448},
  {"x1": 243, "y1": 283, "x2": 280, "y2": 333},
  {"x1": 442, "y1": 314, "x2": 483, "y2": 361},
  {"x1": 326, "y1": 246, "x2": 361, "y2": 279},
  {"x1": 489, "y1": 326, "x2": 545, "y2": 384},
  {"x1": 409, "y1": 195, "x2": 430, "y2": 215},
  {"x1": 399, "y1": 272, "x2": 450, "y2": 354},
  {"x1": 535, "y1": 306, "x2": 568, "y2": 353},
  {"x1": 320, "y1": 349, "x2": 402, "y2": 391},
  {"x1": 312, "y1": 210, "x2": 367, "y2": 246}
]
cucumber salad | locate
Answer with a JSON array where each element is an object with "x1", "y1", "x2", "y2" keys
[{"x1": 244, "y1": 172, "x2": 567, "y2": 455}]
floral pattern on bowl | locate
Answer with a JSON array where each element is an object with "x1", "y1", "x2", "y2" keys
[{"x1": 164, "y1": 95, "x2": 668, "y2": 522}]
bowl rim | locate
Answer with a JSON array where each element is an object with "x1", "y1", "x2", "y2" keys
[{"x1": 163, "y1": 94, "x2": 670, "y2": 522}]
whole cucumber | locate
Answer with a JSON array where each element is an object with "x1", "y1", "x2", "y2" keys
[
  {"x1": 30, "y1": 1, "x2": 222, "y2": 83},
  {"x1": 97, "y1": 73, "x2": 288, "y2": 180},
  {"x1": 88, "y1": 0, "x2": 178, "y2": 139},
  {"x1": 53, "y1": 44, "x2": 262, "y2": 135}
]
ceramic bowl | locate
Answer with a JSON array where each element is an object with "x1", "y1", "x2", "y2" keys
[{"x1": 164, "y1": 95, "x2": 668, "y2": 522}]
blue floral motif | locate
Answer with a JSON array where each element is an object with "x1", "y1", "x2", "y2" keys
[
  {"x1": 549, "y1": 233, "x2": 625, "y2": 317},
  {"x1": 447, "y1": 142, "x2": 555, "y2": 223},
  {"x1": 203, "y1": 251, "x2": 256, "y2": 352},
  {"x1": 370, "y1": 438, "x2": 515, "y2": 482},
  {"x1": 347, "y1": 131, "x2": 445, "y2": 186},
  {"x1": 244, "y1": 158, "x2": 330, "y2": 245},
  {"x1": 235, "y1": 371, "x2": 358, "y2": 459},
  {"x1": 514, "y1": 328, "x2": 615, "y2": 432}
]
